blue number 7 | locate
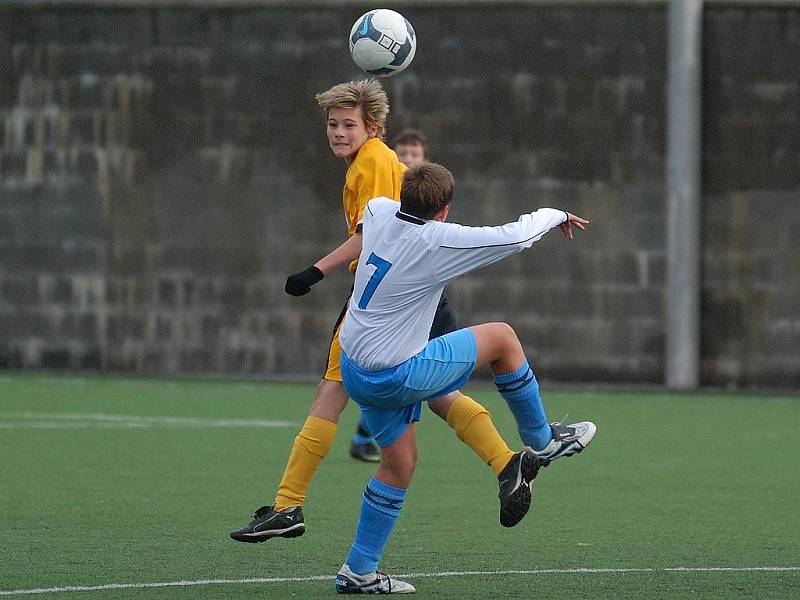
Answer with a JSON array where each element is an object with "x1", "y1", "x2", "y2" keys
[{"x1": 358, "y1": 252, "x2": 392, "y2": 309}]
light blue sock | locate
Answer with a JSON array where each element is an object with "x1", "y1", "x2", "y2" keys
[
  {"x1": 346, "y1": 478, "x2": 406, "y2": 575},
  {"x1": 494, "y1": 361, "x2": 553, "y2": 451},
  {"x1": 351, "y1": 415, "x2": 374, "y2": 446}
]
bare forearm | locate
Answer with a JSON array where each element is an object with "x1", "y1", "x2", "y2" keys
[{"x1": 314, "y1": 233, "x2": 363, "y2": 275}]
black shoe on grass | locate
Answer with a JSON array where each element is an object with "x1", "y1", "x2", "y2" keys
[
  {"x1": 497, "y1": 450, "x2": 541, "y2": 527},
  {"x1": 229, "y1": 505, "x2": 305, "y2": 543},
  {"x1": 350, "y1": 440, "x2": 381, "y2": 463}
]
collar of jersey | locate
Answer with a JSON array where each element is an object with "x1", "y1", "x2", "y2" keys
[{"x1": 395, "y1": 211, "x2": 425, "y2": 225}]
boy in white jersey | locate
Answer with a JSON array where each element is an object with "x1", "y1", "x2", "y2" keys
[{"x1": 334, "y1": 163, "x2": 596, "y2": 594}]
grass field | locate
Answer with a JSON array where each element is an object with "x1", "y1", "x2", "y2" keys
[{"x1": 0, "y1": 374, "x2": 798, "y2": 599}]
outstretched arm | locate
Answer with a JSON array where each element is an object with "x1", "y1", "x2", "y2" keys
[
  {"x1": 433, "y1": 208, "x2": 590, "y2": 285},
  {"x1": 285, "y1": 233, "x2": 363, "y2": 297}
]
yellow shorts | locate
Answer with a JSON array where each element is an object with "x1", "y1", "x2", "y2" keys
[
  {"x1": 324, "y1": 289, "x2": 459, "y2": 381},
  {"x1": 323, "y1": 301, "x2": 348, "y2": 382}
]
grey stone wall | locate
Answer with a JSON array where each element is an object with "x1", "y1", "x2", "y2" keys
[{"x1": 0, "y1": 4, "x2": 798, "y2": 386}]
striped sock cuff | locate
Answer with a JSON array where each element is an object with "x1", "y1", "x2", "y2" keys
[
  {"x1": 495, "y1": 362, "x2": 536, "y2": 395},
  {"x1": 494, "y1": 362, "x2": 530, "y2": 385},
  {"x1": 364, "y1": 478, "x2": 406, "y2": 517}
]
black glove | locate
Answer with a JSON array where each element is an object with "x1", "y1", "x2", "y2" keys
[{"x1": 285, "y1": 266, "x2": 324, "y2": 296}]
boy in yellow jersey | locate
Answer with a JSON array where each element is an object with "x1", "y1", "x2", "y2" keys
[{"x1": 230, "y1": 80, "x2": 529, "y2": 543}]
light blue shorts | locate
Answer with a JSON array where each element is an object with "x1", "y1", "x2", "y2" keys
[{"x1": 341, "y1": 328, "x2": 477, "y2": 447}]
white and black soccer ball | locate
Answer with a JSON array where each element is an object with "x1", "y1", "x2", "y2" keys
[{"x1": 349, "y1": 9, "x2": 416, "y2": 77}]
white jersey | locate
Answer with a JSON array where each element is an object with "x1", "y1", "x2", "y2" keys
[{"x1": 339, "y1": 197, "x2": 568, "y2": 371}]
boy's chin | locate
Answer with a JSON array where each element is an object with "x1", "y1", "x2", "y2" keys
[{"x1": 333, "y1": 148, "x2": 356, "y2": 159}]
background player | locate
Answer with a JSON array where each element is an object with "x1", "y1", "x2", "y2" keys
[{"x1": 391, "y1": 129, "x2": 429, "y2": 168}]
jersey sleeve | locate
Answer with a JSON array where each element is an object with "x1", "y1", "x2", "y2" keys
[{"x1": 432, "y1": 208, "x2": 569, "y2": 284}]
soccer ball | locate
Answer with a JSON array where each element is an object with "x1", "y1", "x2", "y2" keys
[{"x1": 349, "y1": 9, "x2": 416, "y2": 77}]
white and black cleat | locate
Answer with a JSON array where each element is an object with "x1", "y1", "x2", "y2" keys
[
  {"x1": 335, "y1": 564, "x2": 415, "y2": 594},
  {"x1": 530, "y1": 421, "x2": 596, "y2": 466}
]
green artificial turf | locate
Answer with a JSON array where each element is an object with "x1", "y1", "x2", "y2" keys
[{"x1": 0, "y1": 374, "x2": 798, "y2": 598}]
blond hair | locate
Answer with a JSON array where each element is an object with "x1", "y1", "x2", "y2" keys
[{"x1": 315, "y1": 79, "x2": 390, "y2": 134}]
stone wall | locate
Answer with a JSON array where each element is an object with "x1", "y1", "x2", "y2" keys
[{"x1": 0, "y1": 4, "x2": 798, "y2": 386}]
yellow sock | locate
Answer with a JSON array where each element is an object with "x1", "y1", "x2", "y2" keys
[
  {"x1": 446, "y1": 395, "x2": 515, "y2": 477},
  {"x1": 274, "y1": 416, "x2": 337, "y2": 511}
]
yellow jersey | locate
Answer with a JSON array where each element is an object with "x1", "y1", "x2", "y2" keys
[{"x1": 342, "y1": 137, "x2": 406, "y2": 237}]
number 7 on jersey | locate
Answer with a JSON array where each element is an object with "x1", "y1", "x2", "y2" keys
[{"x1": 357, "y1": 252, "x2": 392, "y2": 309}]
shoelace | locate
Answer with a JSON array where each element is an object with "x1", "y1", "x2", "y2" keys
[{"x1": 551, "y1": 416, "x2": 576, "y2": 441}]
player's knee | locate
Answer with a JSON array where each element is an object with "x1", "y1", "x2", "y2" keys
[
  {"x1": 428, "y1": 391, "x2": 461, "y2": 420},
  {"x1": 377, "y1": 462, "x2": 415, "y2": 489},
  {"x1": 379, "y1": 447, "x2": 417, "y2": 482},
  {"x1": 309, "y1": 379, "x2": 348, "y2": 420},
  {"x1": 490, "y1": 322, "x2": 519, "y2": 349},
  {"x1": 388, "y1": 450, "x2": 417, "y2": 472}
]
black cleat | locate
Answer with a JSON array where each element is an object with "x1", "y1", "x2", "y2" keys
[
  {"x1": 229, "y1": 505, "x2": 305, "y2": 543},
  {"x1": 497, "y1": 450, "x2": 541, "y2": 528},
  {"x1": 350, "y1": 440, "x2": 381, "y2": 463}
]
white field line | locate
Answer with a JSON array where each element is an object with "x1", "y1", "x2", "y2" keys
[
  {"x1": 1, "y1": 567, "x2": 798, "y2": 596},
  {"x1": 0, "y1": 412, "x2": 296, "y2": 429},
  {"x1": 0, "y1": 422, "x2": 153, "y2": 429}
]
